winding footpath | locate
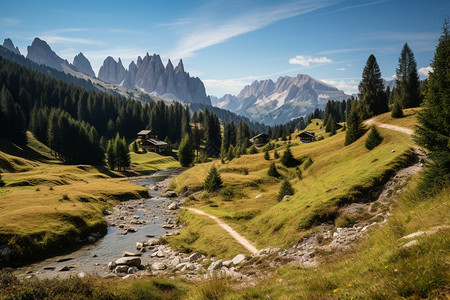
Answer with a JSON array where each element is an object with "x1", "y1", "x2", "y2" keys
[
  {"x1": 185, "y1": 121, "x2": 416, "y2": 258},
  {"x1": 184, "y1": 207, "x2": 259, "y2": 254},
  {"x1": 365, "y1": 119, "x2": 414, "y2": 135}
]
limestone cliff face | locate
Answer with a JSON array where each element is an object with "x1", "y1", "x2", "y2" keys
[
  {"x1": 98, "y1": 56, "x2": 126, "y2": 85},
  {"x1": 26, "y1": 37, "x2": 75, "y2": 72},
  {"x1": 72, "y1": 52, "x2": 95, "y2": 77},
  {"x1": 2, "y1": 38, "x2": 21, "y2": 55},
  {"x1": 100, "y1": 53, "x2": 211, "y2": 105}
]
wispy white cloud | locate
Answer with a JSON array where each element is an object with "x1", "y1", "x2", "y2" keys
[
  {"x1": 329, "y1": 0, "x2": 388, "y2": 13},
  {"x1": 418, "y1": 66, "x2": 433, "y2": 77},
  {"x1": 336, "y1": 67, "x2": 346, "y2": 71},
  {"x1": 156, "y1": 21, "x2": 192, "y2": 29},
  {"x1": 318, "y1": 47, "x2": 372, "y2": 55},
  {"x1": 169, "y1": 0, "x2": 338, "y2": 58},
  {"x1": 289, "y1": 55, "x2": 332, "y2": 67},
  {"x1": 40, "y1": 35, "x2": 105, "y2": 46},
  {"x1": 321, "y1": 79, "x2": 359, "y2": 95},
  {"x1": 1, "y1": 18, "x2": 21, "y2": 26}
]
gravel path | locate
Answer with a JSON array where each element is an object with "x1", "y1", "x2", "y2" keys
[
  {"x1": 185, "y1": 207, "x2": 259, "y2": 254},
  {"x1": 365, "y1": 119, "x2": 414, "y2": 135}
]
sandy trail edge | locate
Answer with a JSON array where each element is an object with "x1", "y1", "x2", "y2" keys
[{"x1": 184, "y1": 207, "x2": 258, "y2": 254}]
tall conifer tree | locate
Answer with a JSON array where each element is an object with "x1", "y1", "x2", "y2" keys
[{"x1": 395, "y1": 43, "x2": 421, "y2": 108}]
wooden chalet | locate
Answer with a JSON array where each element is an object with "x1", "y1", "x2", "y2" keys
[
  {"x1": 137, "y1": 130, "x2": 169, "y2": 153},
  {"x1": 250, "y1": 133, "x2": 269, "y2": 147},
  {"x1": 298, "y1": 131, "x2": 316, "y2": 143}
]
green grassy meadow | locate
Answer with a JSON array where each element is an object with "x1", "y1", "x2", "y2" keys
[{"x1": 0, "y1": 132, "x2": 179, "y2": 264}]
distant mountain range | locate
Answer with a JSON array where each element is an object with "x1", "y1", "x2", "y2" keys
[
  {"x1": 5, "y1": 37, "x2": 210, "y2": 106},
  {"x1": 212, "y1": 74, "x2": 350, "y2": 126},
  {"x1": 3, "y1": 37, "x2": 358, "y2": 126}
]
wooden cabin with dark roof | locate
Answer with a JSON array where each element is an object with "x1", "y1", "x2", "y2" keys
[
  {"x1": 137, "y1": 130, "x2": 169, "y2": 153},
  {"x1": 250, "y1": 133, "x2": 269, "y2": 147},
  {"x1": 298, "y1": 131, "x2": 316, "y2": 143}
]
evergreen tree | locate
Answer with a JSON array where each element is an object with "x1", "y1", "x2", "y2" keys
[
  {"x1": 274, "y1": 149, "x2": 280, "y2": 159},
  {"x1": 358, "y1": 54, "x2": 388, "y2": 118},
  {"x1": 249, "y1": 144, "x2": 258, "y2": 154},
  {"x1": 365, "y1": 125, "x2": 384, "y2": 150},
  {"x1": 295, "y1": 166, "x2": 302, "y2": 179},
  {"x1": 181, "y1": 105, "x2": 191, "y2": 138},
  {"x1": 414, "y1": 18, "x2": 450, "y2": 190},
  {"x1": 395, "y1": 43, "x2": 421, "y2": 108},
  {"x1": 391, "y1": 99, "x2": 404, "y2": 118},
  {"x1": 277, "y1": 179, "x2": 294, "y2": 201},
  {"x1": 227, "y1": 145, "x2": 235, "y2": 161},
  {"x1": 204, "y1": 165, "x2": 222, "y2": 192},
  {"x1": 178, "y1": 134, "x2": 194, "y2": 167},
  {"x1": 106, "y1": 140, "x2": 116, "y2": 170},
  {"x1": 280, "y1": 146, "x2": 297, "y2": 167},
  {"x1": 264, "y1": 149, "x2": 270, "y2": 160},
  {"x1": 0, "y1": 86, "x2": 27, "y2": 145},
  {"x1": 330, "y1": 119, "x2": 336, "y2": 136},
  {"x1": 132, "y1": 141, "x2": 139, "y2": 153},
  {"x1": 268, "y1": 162, "x2": 280, "y2": 177},
  {"x1": 345, "y1": 102, "x2": 365, "y2": 146},
  {"x1": 114, "y1": 134, "x2": 130, "y2": 171},
  {"x1": 205, "y1": 113, "x2": 222, "y2": 157}
]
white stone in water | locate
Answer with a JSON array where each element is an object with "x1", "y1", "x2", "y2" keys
[{"x1": 136, "y1": 242, "x2": 144, "y2": 250}]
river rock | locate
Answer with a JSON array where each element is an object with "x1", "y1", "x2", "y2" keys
[
  {"x1": 87, "y1": 236, "x2": 96, "y2": 243},
  {"x1": 189, "y1": 252, "x2": 202, "y2": 262},
  {"x1": 147, "y1": 238, "x2": 160, "y2": 246},
  {"x1": 171, "y1": 256, "x2": 182, "y2": 267},
  {"x1": 162, "y1": 224, "x2": 174, "y2": 229},
  {"x1": 208, "y1": 260, "x2": 222, "y2": 271},
  {"x1": 59, "y1": 266, "x2": 70, "y2": 272},
  {"x1": 128, "y1": 266, "x2": 139, "y2": 274},
  {"x1": 232, "y1": 254, "x2": 246, "y2": 265},
  {"x1": 123, "y1": 251, "x2": 141, "y2": 257},
  {"x1": 167, "y1": 202, "x2": 178, "y2": 210},
  {"x1": 77, "y1": 271, "x2": 87, "y2": 279},
  {"x1": 164, "y1": 191, "x2": 178, "y2": 198},
  {"x1": 222, "y1": 260, "x2": 234, "y2": 268},
  {"x1": 56, "y1": 257, "x2": 73, "y2": 263},
  {"x1": 108, "y1": 261, "x2": 116, "y2": 270},
  {"x1": 122, "y1": 274, "x2": 137, "y2": 280},
  {"x1": 136, "y1": 242, "x2": 144, "y2": 250},
  {"x1": 115, "y1": 256, "x2": 141, "y2": 267},
  {"x1": 151, "y1": 262, "x2": 167, "y2": 270},
  {"x1": 151, "y1": 250, "x2": 165, "y2": 258},
  {"x1": 115, "y1": 265, "x2": 129, "y2": 273}
]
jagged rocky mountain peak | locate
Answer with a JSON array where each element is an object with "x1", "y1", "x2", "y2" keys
[
  {"x1": 2, "y1": 38, "x2": 21, "y2": 55},
  {"x1": 72, "y1": 52, "x2": 95, "y2": 77},
  {"x1": 26, "y1": 37, "x2": 74, "y2": 72},
  {"x1": 214, "y1": 74, "x2": 349, "y2": 126}
]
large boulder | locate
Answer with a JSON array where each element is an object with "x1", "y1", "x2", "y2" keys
[
  {"x1": 208, "y1": 259, "x2": 223, "y2": 271},
  {"x1": 189, "y1": 252, "x2": 202, "y2": 262},
  {"x1": 151, "y1": 262, "x2": 167, "y2": 270},
  {"x1": 232, "y1": 254, "x2": 247, "y2": 265},
  {"x1": 167, "y1": 202, "x2": 179, "y2": 210},
  {"x1": 115, "y1": 256, "x2": 141, "y2": 267}
]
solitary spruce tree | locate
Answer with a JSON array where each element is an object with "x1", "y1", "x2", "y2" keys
[
  {"x1": 268, "y1": 162, "x2": 280, "y2": 177},
  {"x1": 344, "y1": 103, "x2": 365, "y2": 146},
  {"x1": 280, "y1": 146, "x2": 297, "y2": 167},
  {"x1": 391, "y1": 99, "x2": 404, "y2": 118},
  {"x1": 178, "y1": 134, "x2": 194, "y2": 167},
  {"x1": 395, "y1": 43, "x2": 421, "y2": 108},
  {"x1": 277, "y1": 179, "x2": 294, "y2": 201},
  {"x1": 358, "y1": 54, "x2": 388, "y2": 118},
  {"x1": 414, "y1": 18, "x2": 450, "y2": 190},
  {"x1": 264, "y1": 149, "x2": 270, "y2": 160},
  {"x1": 365, "y1": 125, "x2": 384, "y2": 150},
  {"x1": 204, "y1": 165, "x2": 223, "y2": 192}
]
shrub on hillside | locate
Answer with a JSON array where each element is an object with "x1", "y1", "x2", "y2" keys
[
  {"x1": 268, "y1": 162, "x2": 280, "y2": 177},
  {"x1": 278, "y1": 179, "x2": 294, "y2": 201},
  {"x1": 280, "y1": 146, "x2": 298, "y2": 167},
  {"x1": 274, "y1": 149, "x2": 280, "y2": 159},
  {"x1": 249, "y1": 144, "x2": 258, "y2": 154},
  {"x1": 0, "y1": 175, "x2": 5, "y2": 187},
  {"x1": 365, "y1": 125, "x2": 384, "y2": 150},
  {"x1": 391, "y1": 100, "x2": 404, "y2": 118},
  {"x1": 204, "y1": 165, "x2": 223, "y2": 192},
  {"x1": 264, "y1": 149, "x2": 270, "y2": 160}
]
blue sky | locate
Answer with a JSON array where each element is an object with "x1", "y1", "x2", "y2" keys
[{"x1": 1, "y1": 0, "x2": 447, "y2": 97}]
